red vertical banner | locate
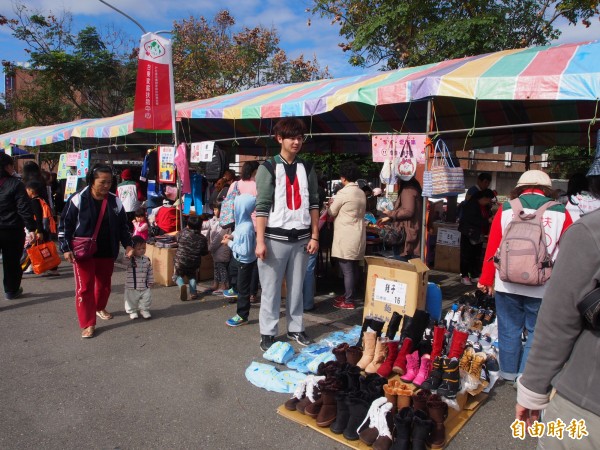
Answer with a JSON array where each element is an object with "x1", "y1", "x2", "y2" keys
[{"x1": 133, "y1": 33, "x2": 175, "y2": 133}]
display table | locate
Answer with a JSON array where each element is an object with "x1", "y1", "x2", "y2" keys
[{"x1": 146, "y1": 244, "x2": 214, "y2": 287}]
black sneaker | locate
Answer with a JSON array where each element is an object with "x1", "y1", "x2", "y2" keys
[
  {"x1": 287, "y1": 331, "x2": 314, "y2": 347},
  {"x1": 5, "y1": 287, "x2": 23, "y2": 300},
  {"x1": 260, "y1": 335, "x2": 275, "y2": 352}
]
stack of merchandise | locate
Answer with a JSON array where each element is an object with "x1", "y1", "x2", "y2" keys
[{"x1": 282, "y1": 302, "x2": 500, "y2": 449}]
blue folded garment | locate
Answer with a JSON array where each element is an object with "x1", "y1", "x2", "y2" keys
[
  {"x1": 245, "y1": 362, "x2": 306, "y2": 394},
  {"x1": 263, "y1": 341, "x2": 295, "y2": 364}
]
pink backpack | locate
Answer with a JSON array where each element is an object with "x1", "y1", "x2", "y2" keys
[{"x1": 493, "y1": 199, "x2": 558, "y2": 286}]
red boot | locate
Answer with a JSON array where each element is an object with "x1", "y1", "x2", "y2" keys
[
  {"x1": 447, "y1": 329, "x2": 469, "y2": 359},
  {"x1": 392, "y1": 337, "x2": 413, "y2": 375},
  {"x1": 377, "y1": 340, "x2": 399, "y2": 378},
  {"x1": 430, "y1": 325, "x2": 446, "y2": 361}
]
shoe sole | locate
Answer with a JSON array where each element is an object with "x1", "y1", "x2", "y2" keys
[
  {"x1": 223, "y1": 294, "x2": 238, "y2": 298},
  {"x1": 226, "y1": 320, "x2": 247, "y2": 327}
]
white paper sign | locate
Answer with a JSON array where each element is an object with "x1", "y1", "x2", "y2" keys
[
  {"x1": 373, "y1": 278, "x2": 408, "y2": 307},
  {"x1": 64, "y1": 175, "x2": 79, "y2": 201},
  {"x1": 191, "y1": 141, "x2": 214, "y2": 163},
  {"x1": 436, "y1": 228, "x2": 461, "y2": 247}
]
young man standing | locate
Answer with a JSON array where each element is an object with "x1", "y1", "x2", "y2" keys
[{"x1": 255, "y1": 118, "x2": 320, "y2": 351}]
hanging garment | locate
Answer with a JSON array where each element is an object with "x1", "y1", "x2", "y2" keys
[{"x1": 175, "y1": 142, "x2": 191, "y2": 194}]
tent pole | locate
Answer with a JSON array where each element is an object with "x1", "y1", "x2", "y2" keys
[{"x1": 421, "y1": 99, "x2": 433, "y2": 262}]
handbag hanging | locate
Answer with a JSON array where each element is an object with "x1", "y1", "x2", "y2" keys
[
  {"x1": 422, "y1": 139, "x2": 465, "y2": 197},
  {"x1": 71, "y1": 197, "x2": 108, "y2": 261},
  {"x1": 27, "y1": 240, "x2": 61, "y2": 274},
  {"x1": 396, "y1": 139, "x2": 417, "y2": 182},
  {"x1": 219, "y1": 181, "x2": 240, "y2": 229}
]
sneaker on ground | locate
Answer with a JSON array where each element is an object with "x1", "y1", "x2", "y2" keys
[
  {"x1": 140, "y1": 310, "x2": 151, "y2": 319},
  {"x1": 129, "y1": 312, "x2": 139, "y2": 319},
  {"x1": 338, "y1": 301, "x2": 356, "y2": 310},
  {"x1": 223, "y1": 288, "x2": 238, "y2": 298},
  {"x1": 287, "y1": 331, "x2": 314, "y2": 346},
  {"x1": 461, "y1": 277, "x2": 473, "y2": 286},
  {"x1": 180, "y1": 285, "x2": 187, "y2": 302},
  {"x1": 260, "y1": 334, "x2": 275, "y2": 351},
  {"x1": 226, "y1": 314, "x2": 248, "y2": 327},
  {"x1": 6, "y1": 286, "x2": 24, "y2": 300}
]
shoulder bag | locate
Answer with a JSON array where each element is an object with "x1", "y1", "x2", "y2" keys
[{"x1": 71, "y1": 197, "x2": 107, "y2": 261}]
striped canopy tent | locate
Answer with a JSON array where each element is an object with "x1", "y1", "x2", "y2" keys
[
  {"x1": 177, "y1": 40, "x2": 600, "y2": 154},
  {"x1": 0, "y1": 126, "x2": 38, "y2": 149},
  {"x1": 9, "y1": 119, "x2": 94, "y2": 147}
]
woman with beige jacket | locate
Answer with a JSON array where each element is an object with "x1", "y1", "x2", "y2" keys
[{"x1": 327, "y1": 162, "x2": 366, "y2": 310}]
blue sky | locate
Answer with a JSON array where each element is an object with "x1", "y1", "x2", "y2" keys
[{"x1": 1, "y1": 0, "x2": 600, "y2": 101}]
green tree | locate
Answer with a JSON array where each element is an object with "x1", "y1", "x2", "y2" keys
[
  {"x1": 1, "y1": 4, "x2": 137, "y2": 125},
  {"x1": 172, "y1": 10, "x2": 331, "y2": 102},
  {"x1": 546, "y1": 146, "x2": 594, "y2": 178},
  {"x1": 309, "y1": 0, "x2": 600, "y2": 69}
]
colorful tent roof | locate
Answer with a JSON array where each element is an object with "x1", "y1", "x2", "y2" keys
[
  {"x1": 177, "y1": 41, "x2": 600, "y2": 120},
  {"x1": 71, "y1": 112, "x2": 134, "y2": 139},
  {"x1": 0, "y1": 127, "x2": 37, "y2": 149},
  {"x1": 8, "y1": 119, "x2": 93, "y2": 147}
]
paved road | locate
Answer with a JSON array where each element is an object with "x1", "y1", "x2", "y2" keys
[{"x1": 0, "y1": 263, "x2": 537, "y2": 449}]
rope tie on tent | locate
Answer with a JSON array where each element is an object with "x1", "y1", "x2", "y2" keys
[
  {"x1": 304, "y1": 115, "x2": 314, "y2": 142},
  {"x1": 588, "y1": 98, "x2": 599, "y2": 155},
  {"x1": 232, "y1": 118, "x2": 239, "y2": 147},
  {"x1": 462, "y1": 98, "x2": 478, "y2": 151},
  {"x1": 367, "y1": 104, "x2": 377, "y2": 137},
  {"x1": 398, "y1": 101, "x2": 412, "y2": 134},
  {"x1": 255, "y1": 117, "x2": 263, "y2": 144}
]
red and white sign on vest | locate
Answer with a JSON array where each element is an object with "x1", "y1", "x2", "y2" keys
[{"x1": 133, "y1": 33, "x2": 175, "y2": 133}]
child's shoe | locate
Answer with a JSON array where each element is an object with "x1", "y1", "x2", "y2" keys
[
  {"x1": 226, "y1": 314, "x2": 248, "y2": 327},
  {"x1": 140, "y1": 310, "x2": 151, "y2": 320},
  {"x1": 180, "y1": 285, "x2": 188, "y2": 301},
  {"x1": 129, "y1": 312, "x2": 139, "y2": 320}
]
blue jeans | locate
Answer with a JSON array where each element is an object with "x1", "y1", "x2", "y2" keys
[
  {"x1": 495, "y1": 291, "x2": 542, "y2": 380},
  {"x1": 175, "y1": 276, "x2": 197, "y2": 295},
  {"x1": 302, "y1": 252, "x2": 318, "y2": 310}
]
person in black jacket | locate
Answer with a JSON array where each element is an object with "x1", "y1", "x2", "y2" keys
[
  {"x1": 0, "y1": 154, "x2": 37, "y2": 299},
  {"x1": 458, "y1": 188, "x2": 495, "y2": 285},
  {"x1": 58, "y1": 164, "x2": 133, "y2": 338},
  {"x1": 173, "y1": 215, "x2": 208, "y2": 301}
]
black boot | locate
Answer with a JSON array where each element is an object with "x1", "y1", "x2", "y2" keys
[
  {"x1": 406, "y1": 309, "x2": 431, "y2": 349},
  {"x1": 385, "y1": 311, "x2": 403, "y2": 340},
  {"x1": 370, "y1": 317, "x2": 386, "y2": 339},
  {"x1": 330, "y1": 392, "x2": 350, "y2": 434},
  {"x1": 356, "y1": 317, "x2": 374, "y2": 349},
  {"x1": 390, "y1": 407, "x2": 413, "y2": 450},
  {"x1": 420, "y1": 356, "x2": 445, "y2": 391},
  {"x1": 346, "y1": 365, "x2": 362, "y2": 392},
  {"x1": 399, "y1": 314, "x2": 413, "y2": 342},
  {"x1": 437, "y1": 357, "x2": 460, "y2": 399},
  {"x1": 343, "y1": 394, "x2": 370, "y2": 441},
  {"x1": 411, "y1": 409, "x2": 434, "y2": 450}
]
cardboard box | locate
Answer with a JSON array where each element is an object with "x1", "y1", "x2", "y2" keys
[
  {"x1": 362, "y1": 257, "x2": 429, "y2": 334},
  {"x1": 434, "y1": 245, "x2": 461, "y2": 273},
  {"x1": 146, "y1": 244, "x2": 177, "y2": 287}
]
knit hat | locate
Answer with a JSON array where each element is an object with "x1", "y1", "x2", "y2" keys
[
  {"x1": 121, "y1": 169, "x2": 132, "y2": 180},
  {"x1": 516, "y1": 170, "x2": 552, "y2": 188},
  {"x1": 586, "y1": 132, "x2": 600, "y2": 176}
]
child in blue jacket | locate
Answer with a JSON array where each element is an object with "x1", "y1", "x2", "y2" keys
[{"x1": 222, "y1": 194, "x2": 257, "y2": 327}]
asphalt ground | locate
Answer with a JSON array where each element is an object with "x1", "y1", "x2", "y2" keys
[{"x1": 0, "y1": 261, "x2": 539, "y2": 449}]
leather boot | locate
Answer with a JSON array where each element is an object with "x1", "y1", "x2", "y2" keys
[
  {"x1": 357, "y1": 331, "x2": 377, "y2": 370},
  {"x1": 385, "y1": 311, "x2": 403, "y2": 340},
  {"x1": 346, "y1": 345, "x2": 363, "y2": 366},
  {"x1": 333, "y1": 343, "x2": 349, "y2": 364},
  {"x1": 459, "y1": 346, "x2": 475, "y2": 373},
  {"x1": 377, "y1": 340, "x2": 399, "y2": 378},
  {"x1": 395, "y1": 383, "x2": 413, "y2": 411},
  {"x1": 365, "y1": 337, "x2": 388, "y2": 373},
  {"x1": 390, "y1": 407, "x2": 413, "y2": 450},
  {"x1": 412, "y1": 389, "x2": 431, "y2": 412},
  {"x1": 411, "y1": 409, "x2": 434, "y2": 450},
  {"x1": 356, "y1": 317, "x2": 374, "y2": 349},
  {"x1": 469, "y1": 351, "x2": 487, "y2": 381},
  {"x1": 406, "y1": 310, "x2": 431, "y2": 349},
  {"x1": 426, "y1": 394, "x2": 448, "y2": 449},
  {"x1": 437, "y1": 357, "x2": 460, "y2": 399},
  {"x1": 358, "y1": 397, "x2": 389, "y2": 445},
  {"x1": 400, "y1": 350, "x2": 420, "y2": 383},
  {"x1": 343, "y1": 394, "x2": 370, "y2": 441},
  {"x1": 420, "y1": 356, "x2": 445, "y2": 391},
  {"x1": 413, "y1": 354, "x2": 432, "y2": 387},
  {"x1": 383, "y1": 380, "x2": 399, "y2": 412},
  {"x1": 284, "y1": 376, "x2": 307, "y2": 411},
  {"x1": 329, "y1": 392, "x2": 350, "y2": 434},
  {"x1": 430, "y1": 325, "x2": 446, "y2": 360},
  {"x1": 399, "y1": 314, "x2": 413, "y2": 339},
  {"x1": 447, "y1": 329, "x2": 469, "y2": 359},
  {"x1": 296, "y1": 375, "x2": 325, "y2": 414},
  {"x1": 316, "y1": 382, "x2": 340, "y2": 427},
  {"x1": 370, "y1": 318, "x2": 386, "y2": 339},
  {"x1": 392, "y1": 337, "x2": 413, "y2": 375}
]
